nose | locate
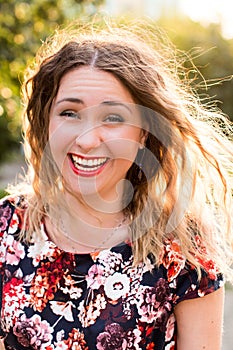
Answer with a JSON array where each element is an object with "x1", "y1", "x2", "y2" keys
[{"x1": 75, "y1": 124, "x2": 103, "y2": 152}]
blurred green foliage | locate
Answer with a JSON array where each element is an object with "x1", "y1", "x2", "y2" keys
[
  {"x1": 0, "y1": 189, "x2": 8, "y2": 199},
  {"x1": 0, "y1": 4, "x2": 233, "y2": 165},
  {"x1": 158, "y1": 16, "x2": 233, "y2": 120}
]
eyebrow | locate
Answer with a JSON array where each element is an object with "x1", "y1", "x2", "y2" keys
[
  {"x1": 101, "y1": 101, "x2": 132, "y2": 113},
  {"x1": 55, "y1": 98, "x2": 132, "y2": 113},
  {"x1": 55, "y1": 98, "x2": 83, "y2": 105}
]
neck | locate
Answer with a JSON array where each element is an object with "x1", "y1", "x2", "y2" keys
[
  {"x1": 44, "y1": 190, "x2": 130, "y2": 253},
  {"x1": 45, "y1": 207, "x2": 129, "y2": 254},
  {"x1": 63, "y1": 191, "x2": 126, "y2": 228}
]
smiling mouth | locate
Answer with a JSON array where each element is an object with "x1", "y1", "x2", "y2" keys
[{"x1": 69, "y1": 154, "x2": 109, "y2": 173}]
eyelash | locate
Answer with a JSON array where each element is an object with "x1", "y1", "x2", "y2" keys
[
  {"x1": 104, "y1": 114, "x2": 124, "y2": 123},
  {"x1": 59, "y1": 111, "x2": 125, "y2": 124},
  {"x1": 59, "y1": 110, "x2": 80, "y2": 119}
]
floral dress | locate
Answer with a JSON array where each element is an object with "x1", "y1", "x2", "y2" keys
[{"x1": 0, "y1": 196, "x2": 223, "y2": 350}]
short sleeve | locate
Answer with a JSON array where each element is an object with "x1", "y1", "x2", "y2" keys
[
  {"x1": 160, "y1": 238, "x2": 224, "y2": 306},
  {"x1": 173, "y1": 264, "x2": 224, "y2": 305}
]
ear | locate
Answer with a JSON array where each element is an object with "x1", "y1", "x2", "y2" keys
[{"x1": 140, "y1": 130, "x2": 148, "y2": 147}]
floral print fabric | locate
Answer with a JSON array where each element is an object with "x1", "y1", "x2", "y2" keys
[{"x1": 0, "y1": 197, "x2": 223, "y2": 350}]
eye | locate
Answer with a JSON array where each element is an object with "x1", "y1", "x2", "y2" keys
[
  {"x1": 104, "y1": 114, "x2": 124, "y2": 123},
  {"x1": 59, "y1": 110, "x2": 80, "y2": 119}
]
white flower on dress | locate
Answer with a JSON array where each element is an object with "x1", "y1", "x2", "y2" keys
[
  {"x1": 8, "y1": 213, "x2": 19, "y2": 234},
  {"x1": 60, "y1": 275, "x2": 82, "y2": 299},
  {"x1": 50, "y1": 301, "x2": 75, "y2": 322},
  {"x1": 78, "y1": 294, "x2": 107, "y2": 327},
  {"x1": 27, "y1": 240, "x2": 53, "y2": 266},
  {"x1": 165, "y1": 341, "x2": 175, "y2": 349},
  {"x1": 104, "y1": 272, "x2": 130, "y2": 301}
]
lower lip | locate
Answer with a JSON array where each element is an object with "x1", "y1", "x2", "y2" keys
[{"x1": 68, "y1": 157, "x2": 109, "y2": 177}]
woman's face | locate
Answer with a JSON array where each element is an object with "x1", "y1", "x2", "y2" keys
[{"x1": 48, "y1": 66, "x2": 146, "y2": 206}]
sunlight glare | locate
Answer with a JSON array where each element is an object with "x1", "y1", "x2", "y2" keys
[{"x1": 179, "y1": 0, "x2": 233, "y2": 38}]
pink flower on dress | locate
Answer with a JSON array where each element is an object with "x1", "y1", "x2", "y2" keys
[
  {"x1": 6, "y1": 234, "x2": 25, "y2": 265},
  {"x1": 137, "y1": 279, "x2": 172, "y2": 330},
  {"x1": 95, "y1": 250, "x2": 123, "y2": 275},
  {"x1": 86, "y1": 264, "x2": 106, "y2": 289},
  {"x1": 96, "y1": 323, "x2": 127, "y2": 350},
  {"x1": 0, "y1": 216, "x2": 8, "y2": 232},
  {"x1": 0, "y1": 203, "x2": 12, "y2": 232},
  {"x1": 13, "y1": 314, "x2": 53, "y2": 349},
  {"x1": 97, "y1": 323, "x2": 141, "y2": 350},
  {"x1": 165, "y1": 314, "x2": 176, "y2": 342}
]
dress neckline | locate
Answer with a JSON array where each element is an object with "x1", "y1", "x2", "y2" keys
[{"x1": 41, "y1": 220, "x2": 130, "y2": 257}]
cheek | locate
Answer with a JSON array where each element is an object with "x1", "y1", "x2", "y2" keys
[
  {"x1": 49, "y1": 118, "x2": 70, "y2": 140},
  {"x1": 113, "y1": 142, "x2": 138, "y2": 163},
  {"x1": 108, "y1": 129, "x2": 141, "y2": 161},
  {"x1": 48, "y1": 121, "x2": 69, "y2": 169}
]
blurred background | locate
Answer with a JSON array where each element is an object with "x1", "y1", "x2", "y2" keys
[
  {"x1": 0, "y1": 1, "x2": 232, "y2": 347},
  {"x1": 0, "y1": 0, "x2": 233, "y2": 191}
]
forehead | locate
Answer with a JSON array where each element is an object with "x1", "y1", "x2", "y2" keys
[{"x1": 55, "y1": 66, "x2": 135, "y2": 105}]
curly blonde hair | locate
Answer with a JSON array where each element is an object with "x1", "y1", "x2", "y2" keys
[{"x1": 16, "y1": 18, "x2": 233, "y2": 281}]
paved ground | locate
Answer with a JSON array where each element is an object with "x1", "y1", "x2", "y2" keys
[
  {"x1": 223, "y1": 286, "x2": 233, "y2": 349},
  {"x1": 0, "y1": 159, "x2": 233, "y2": 348},
  {"x1": 0, "y1": 157, "x2": 26, "y2": 190}
]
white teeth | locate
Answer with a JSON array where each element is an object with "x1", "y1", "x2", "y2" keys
[
  {"x1": 74, "y1": 165, "x2": 100, "y2": 172},
  {"x1": 71, "y1": 155, "x2": 107, "y2": 170}
]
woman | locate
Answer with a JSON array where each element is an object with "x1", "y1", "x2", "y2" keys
[{"x1": 0, "y1": 20, "x2": 232, "y2": 349}]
